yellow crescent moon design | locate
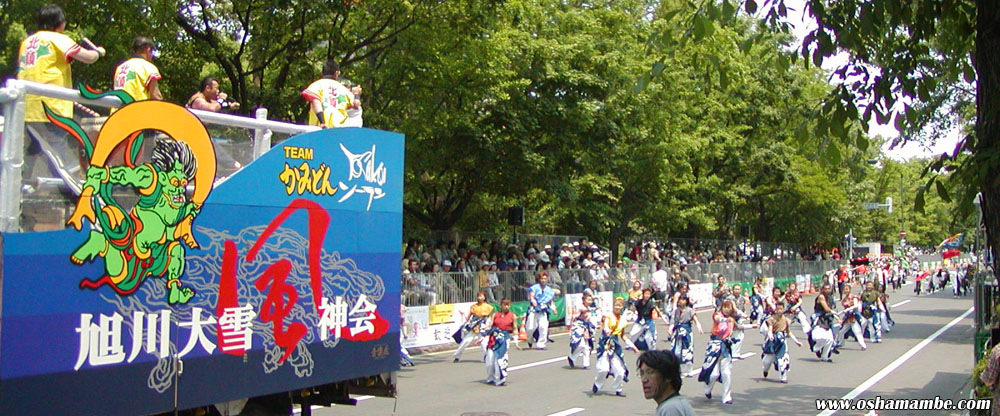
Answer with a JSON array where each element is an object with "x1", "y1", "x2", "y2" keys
[{"x1": 91, "y1": 100, "x2": 217, "y2": 205}]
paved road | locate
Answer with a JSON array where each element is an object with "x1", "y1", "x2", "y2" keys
[{"x1": 305, "y1": 283, "x2": 976, "y2": 415}]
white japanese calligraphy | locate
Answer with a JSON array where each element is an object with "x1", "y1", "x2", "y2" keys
[
  {"x1": 178, "y1": 307, "x2": 217, "y2": 357},
  {"x1": 318, "y1": 296, "x2": 349, "y2": 341},
  {"x1": 349, "y1": 294, "x2": 377, "y2": 336},
  {"x1": 127, "y1": 310, "x2": 172, "y2": 362},
  {"x1": 337, "y1": 143, "x2": 387, "y2": 210},
  {"x1": 75, "y1": 313, "x2": 126, "y2": 370},
  {"x1": 219, "y1": 304, "x2": 257, "y2": 353}
]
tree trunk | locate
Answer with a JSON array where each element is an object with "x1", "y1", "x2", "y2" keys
[{"x1": 976, "y1": 0, "x2": 1000, "y2": 278}]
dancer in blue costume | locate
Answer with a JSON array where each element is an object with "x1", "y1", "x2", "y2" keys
[
  {"x1": 809, "y1": 284, "x2": 841, "y2": 362},
  {"x1": 699, "y1": 299, "x2": 758, "y2": 404},
  {"x1": 668, "y1": 295, "x2": 703, "y2": 376},
  {"x1": 859, "y1": 281, "x2": 883, "y2": 343},
  {"x1": 484, "y1": 299, "x2": 519, "y2": 386},
  {"x1": 761, "y1": 301, "x2": 802, "y2": 383},
  {"x1": 749, "y1": 277, "x2": 765, "y2": 323},
  {"x1": 592, "y1": 297, "x2": 637, "y2": 397},
  {"x1": 630, "y1": 287, "x2": 668, "y2": 351},
  {"x1": 568, "y1": 293, "x2": 599, "y2": 369}
]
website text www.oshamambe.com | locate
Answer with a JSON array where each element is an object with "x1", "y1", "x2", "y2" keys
[{"x1": 816, "y1": 396, "x2": 991, "y2": 412}]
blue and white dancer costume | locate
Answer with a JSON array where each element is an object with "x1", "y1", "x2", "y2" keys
[
  {"x1": 669, "y1": 299, "x2": 703, "y2": 376},
  {"x1": 453, "y1": 296, "x2": 494, "y2": 362},
  {"x1": 761, "y1": 310, "x2": 801, "y2": 383},
  {"x1": 629, "y1": 292, "x2": 665, "y2": 351},
  {"x1": 860, "y1": 286, "x2": 882, "y2": 343},
  {"x1": 485, "y1": 304, "x2": 518, "y2": 386},
  {"x1": 592, "y1": 299, "x2": 636, "y2": 396},
  {"x1": 784, "y1": 285, "x2": 811, "y2": 335},
  {"x1": 879, "y1": 291, "x2": 895, "y2": 333},
  {"x1": 730, "y1": 309, "x2": 748, "y2": 359},
  {"x1": 837, "y1": 290, "x2": 866, "y2": 350},
  {"x1": 567, "y1": 306, "x2": 597, "y2": 369},
  {"x1": 699, "y1": 302, "x2": 756, "y2": 404},
  {"x1": 808, "y1": 287, "x2": 839, "y2": 362},
  {"x1": 749, "y1": 284, "x2": 765, "y2": 323},
  {"x1": 526, "y1": 274, "x2": 555, "y2": 350}
]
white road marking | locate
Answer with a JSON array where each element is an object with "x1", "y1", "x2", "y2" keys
[
  {"x1": 546, "y1": 407, "x2": 586, "y2": 416},
  {"x1": 509, "y1": 356, "x2": 569, "y2": 372},
  {"x1": 815, "y1": 306, "x2": 973, "y2": 416},
  {"x1": 890, "y1": 299, "x2": 911, "y2": 308},
  {"x1": 738, "y1": 352, "x2": 756, "y2": 359}
]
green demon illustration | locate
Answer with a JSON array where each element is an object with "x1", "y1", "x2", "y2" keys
[
  {"x1": 50, "y1": 92, "x2": 216, "y2": 304},
  {"x1": 70, "y1": 141, "x2": 200, "y2": 303}
]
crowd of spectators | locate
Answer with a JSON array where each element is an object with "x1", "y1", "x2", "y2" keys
[
  {"x1": 401, "y1": 239, "x2": 644, "y2": 306},
  {"x1": 622, "y1": 239, "x2": 837, "y2": 264},
  {"x1": 400, "y1": 237, "x2": 844, "y2": 306}
]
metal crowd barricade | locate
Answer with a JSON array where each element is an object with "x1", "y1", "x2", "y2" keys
[
  {"x1": 670, "y1": 259, "x2": 841, "y2": 284},
  {"x1": 400, "y1": 266, "x2": 655, "y2": 307},
  {"x1": 628, "y1": 236, "x2": 807, "y2": 261},
  {"x1": 0, "y1": 79, "x2": 319, "y2": 233}
]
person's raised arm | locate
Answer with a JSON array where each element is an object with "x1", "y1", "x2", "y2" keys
[
  {"x1": 189, "y1": 95, "x2": 222, "y2": 111},
  {"x1": 309, "y1": 99, "x2": 326, "y2": 128},
  {"x1": 148, "y1": 78, "x2": 163, "y2": 100},
  {"x1": 73, "y1": 47, "x2": 103, "y2": 64}
]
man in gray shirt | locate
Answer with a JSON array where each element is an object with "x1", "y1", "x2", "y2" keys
[{"x1": 638, "y1": 350, "x2": 696, "y2": 416}]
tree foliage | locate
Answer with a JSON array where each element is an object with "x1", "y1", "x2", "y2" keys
[{"x1": 2, "y1": 0, "x2": 944, "y2": 255}]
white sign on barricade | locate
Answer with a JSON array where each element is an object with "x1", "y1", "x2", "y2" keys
[
  {"x1": 565, "y1": 291, "x2": 615, "y2": 326},
  {"x1": 688, "y1": 283, "x2": 714, "y2": 310},
  {"x1": 401, "y1": 306, "x2": 429, "y2": 348},
  {"x1": 597, "y1": 291, "x2": 614, "y2": 317},
  {"x1": 565, "y1": 293, "x2": 583, "y2": 327},
  {"x1": 796, "y1": 274, "x2": 810, "y2": 293},
  {"x1": 401, "y1": 302, "x2": 475, "y2": 348},
  {"x1": 762, "y1": 278, "x2": 774, "y2": 296}
]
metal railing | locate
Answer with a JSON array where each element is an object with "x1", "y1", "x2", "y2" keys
[
  {"x1": 625, "y1": 236, "x2": 810, "y2": 262},
  {"x1": 0, "y1": 79, "x2": 319, "y2": 233},
  {"x1": 398, "y1": 259, "x2": 843, "y2": 306},
  {"x1": 401, "y1": 266, "x2": 654, "y2": 306}
]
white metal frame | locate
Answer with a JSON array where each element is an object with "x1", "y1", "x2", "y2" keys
[{"x1": 0, "y1": 79, "x2": 320, "y2": 232}]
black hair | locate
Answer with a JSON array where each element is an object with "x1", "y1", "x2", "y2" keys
[
  {"x1": 38, "y1": 5, "x2": 66, "y2": 31},
  {"x1": 133, "y1": 36, "x2": 155, "y2": 53},
  {"x1": 151, "y1": 140, "x2": 197, "y2": 179},
  {"x1": 322, "y1": 59, "x2": 340, "y2": 77},
  {"x1": 637, "y1": 350, "x2": 682, "y2": 392},
  {"x1": 199, "y1": 77, "x2": 218, "y2": 92}
]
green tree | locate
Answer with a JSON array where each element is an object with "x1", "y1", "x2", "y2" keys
[{"x1": 655, "y1": 0, "x2": 998, "y2": 274}]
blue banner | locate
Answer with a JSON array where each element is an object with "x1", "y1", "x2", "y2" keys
[{"x1": 1, "y1": 102, "x2": 403, "y2": 415}]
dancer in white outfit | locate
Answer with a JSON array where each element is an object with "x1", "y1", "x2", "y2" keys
[
  {"x1": 453, "y1": 291, "x2": 494, "y2": 362},
  {"x1": 809, "y1": 284, "x2": 840, "y2": 362},
  {"x1": 699, "y1": 299, "x2": 758, "y2": 404},
  {"x1": 526, "y1": 273, "x2": 555, "y2": 350},
  {"x1": 592, "y1": 298, "x2": 637, "y2": 397},
  {"x1": 761, "y1": 301, "x2": 803, "y2": 383},
  {"x1": 837, "y1": 286, "x2": 867, "y2": 351}
]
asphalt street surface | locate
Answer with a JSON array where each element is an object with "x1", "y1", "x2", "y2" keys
[{"x1": 304, "y1": 282, "x2": 975, "y2": 416}]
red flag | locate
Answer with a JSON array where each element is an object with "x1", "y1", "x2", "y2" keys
[{"x1": 942, "y1": 249, "x2": 961, "y2": 260}]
